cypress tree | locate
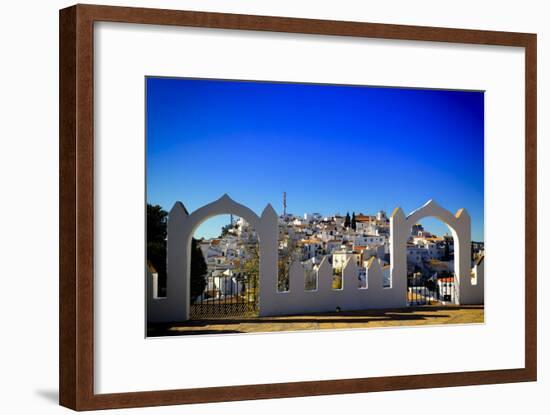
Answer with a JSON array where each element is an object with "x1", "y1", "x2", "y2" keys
[
  {"x1": 190, "y1": 238, "x2": 207, "y2": 301},
  {"x1": 344, "y1": 212, "x2": 351, "y2": 228}
]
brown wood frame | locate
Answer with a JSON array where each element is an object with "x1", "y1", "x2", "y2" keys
[{"x1": 59, "y1": 3, "x2": 537, "y2": 411}]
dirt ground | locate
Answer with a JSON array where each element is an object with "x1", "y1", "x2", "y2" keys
[{"x1": 147, "y1": 305, "x2": 484, "y2": 337}]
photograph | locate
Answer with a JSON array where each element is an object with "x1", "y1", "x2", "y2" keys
[{"x1": 145, "y1": 77, "x2": 485, "y2": 337}]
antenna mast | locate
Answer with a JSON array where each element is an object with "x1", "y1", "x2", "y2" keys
[{"x1": 283, "y1": 192, "x2": 287, "y2": 217}]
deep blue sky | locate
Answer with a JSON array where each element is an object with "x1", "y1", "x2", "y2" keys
[{"x1": 146, "y1": 77, "x2": 484, "y2": 241}]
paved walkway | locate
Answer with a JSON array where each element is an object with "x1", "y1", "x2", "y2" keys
[{"x1": 148, "y1": 305, "x2": 484, "y2": 336}]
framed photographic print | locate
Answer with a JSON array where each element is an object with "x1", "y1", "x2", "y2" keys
[{"x1": 59, "y1": 4, "x2": 537, "y2": 411}]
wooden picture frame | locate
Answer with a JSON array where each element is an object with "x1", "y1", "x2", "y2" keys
[{"x1": 59, "y1": 4, "x2": 537, "y2": 410}]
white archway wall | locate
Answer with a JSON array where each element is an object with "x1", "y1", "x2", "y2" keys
[
  {"x1": 406, "y1": 214, "x2": 459, "y2": 302},
  {"x1": 148, "y1": 195, "x2": 279, "y2": 323},
  {"x1": 149, "y1": 198, "x2": 483, "y2": 322},
  {"x1": 389, "y1": 200, "x2": 482, "y2": 306},
  {"x1": 260, "y1": 256, "x2": 404, "y2": 316}
]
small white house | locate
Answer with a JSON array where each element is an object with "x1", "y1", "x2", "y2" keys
[
  {"x1": 437, "y1": 277, "x2": 455, "y2": 302},
  {"x1": 332, "y1": 249, "x2": 361, "y2": 271}
]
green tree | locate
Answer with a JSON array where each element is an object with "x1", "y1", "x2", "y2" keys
[
  {"x1": 147, "y1": 204, "x2": 168, "y2": 295},
  {"x1": 277, "y1": 234, "x2": 298, "y2": 292},
  {"x1": 344, "y1": 212, "x2": 351, "y2": 228},
  {"x1": 220, "y1": 218, "x2": 237, "y2": 238},
  {"x1": 146, "y1": 203, "x2": 207, "y2": 300},
  {"x1": 243, "y1": 244, "x2": 260, "y2": 284},
  {"x1": 147, "y1": 204, "x2": 168, "y2": 243},
  {"x1": 351, "y1": 212, "x2": 357, "y2": 230},
  {"x1": 190, "y1": 238, "x2": 207, "y2": 301}
]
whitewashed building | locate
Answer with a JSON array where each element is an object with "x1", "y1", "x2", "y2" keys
[{"x1": 332, "y1": 248, "x2": 361, "y2": 271}]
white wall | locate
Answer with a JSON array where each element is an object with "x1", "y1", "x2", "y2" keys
[{"x1": 0, "y1": 0, "x2": 547, "y2": 414}]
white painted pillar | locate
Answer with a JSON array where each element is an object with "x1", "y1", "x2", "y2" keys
[
  {"x1": 454, "y1": 209, "x2": 476, "y2": 304},
  {"x1": 389, "y1": 207, "x2": 408, "y2": 307},
  {"x1": 257, "y1": 204, "x2": 279, "y2": 316}
]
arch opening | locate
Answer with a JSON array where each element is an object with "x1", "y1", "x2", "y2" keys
[
  {"x1": 150, "y1": 194, "x2": 279, "y2": 323},
  {"x1": 389, "y1": 200, "x2": 473, "y2": 306},
  {"x1": 406, "y1": 218, "x2": 457, "y2": 305},
  {"x1": 277, "y1": 220, "x2": 299, "y2": 292},
  {"x1": 189, "y1": 214, "x2": 260, "y2": 319}
]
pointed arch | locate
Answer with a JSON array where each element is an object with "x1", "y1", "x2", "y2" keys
[
  {"x1": 148, "y1": 194, "x2": 279, "y2": 322},
  {"x1": 390, "y1": 200, "x2": 479, "y2": 305},
  {"x1": 184, "y1": 194, "x2": 262, "y2": 236}
]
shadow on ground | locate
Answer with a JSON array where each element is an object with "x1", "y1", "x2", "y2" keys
[{"x1": 147, "y1": 305, "x2": 483, "y2": 337}]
